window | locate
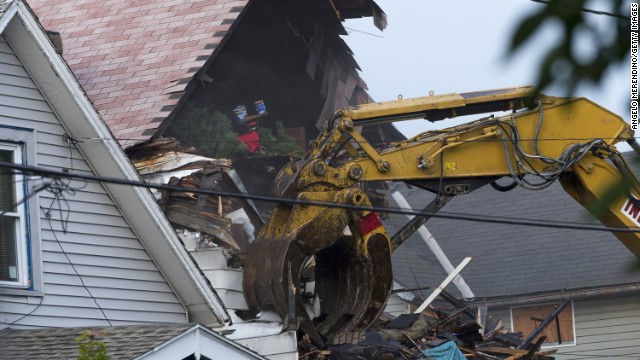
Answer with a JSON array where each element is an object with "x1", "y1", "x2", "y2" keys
[
  {"x1": 0, "y1": 142, "x2": 28, "y2": 287},
  {"x1": 0, "y1": 127, "x2": 40, "y2": 294},
  {"x1": 511, "y1": 302, "x2": 575, "y2": 347}
]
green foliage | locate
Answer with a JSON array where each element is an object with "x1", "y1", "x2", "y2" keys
[
  {"x1": 257, "y1": 121, "x2": 304, "y2": 156},
  {"x1": 510, "y1": 0, "x2": 629, "y2": 95},
  {"x1": 76, "y1": 330, "x2": 109, "y2": 360},
  {"x1": 166, "y1": 108, "x2": 248, "y2": 159}
]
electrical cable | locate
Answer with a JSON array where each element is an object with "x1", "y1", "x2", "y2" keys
[
  {"x1": 105, "y1": 135, "x2": 640, "y2": 146},
  {"x1": 2, "y1": 296, "x2": 44, "y2": 326},
  {"x1": 44, "y1": 208, "x2": 113, "y2": 326},
  {"x1": 0, "y1": 182, "x2": 49, "y2": 217},
  {"x1": 1, "y1": 185, "x2": 52, "y2": 326},
  {"x1": 343, "y1": 26, "x2": 383, "y2": 38},
  {"x1": 1, "y1": 160, "x2": 640, "y2": 235}
]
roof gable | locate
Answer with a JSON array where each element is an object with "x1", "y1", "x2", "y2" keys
[
  {"x1": 0, "y1": 324, "x2": 266, "y2": 359},
  {"x1": 0, "y1": 0, "x2": 228, "y2": 325}
]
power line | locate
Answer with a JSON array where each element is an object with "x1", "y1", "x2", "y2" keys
[
  {"x1": 343, "y1": 26, "x2": 383, "y2": 38},
  {"x1": 45, "y1": 211, "x2": 112, "y2": 326},
  {"x1": 115, "y1": 137, "x2": 637, "y2": 144},
  {"x1": 1, "y1": 160, "x2": 640, "y2": 235},
  {"x1": 530, "y1": 0, "x2": 631, "y2": 20}
]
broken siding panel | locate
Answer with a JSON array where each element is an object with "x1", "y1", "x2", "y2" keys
[
  {"x1": 193, "y1": 248, "x2": 248, "y2": 310},
  {"x1": 384, "y1": 294, "x2": 408, "y2": 317},
  {"x1": 0, "y1": 35, "x2": 186, "y2": 327}
]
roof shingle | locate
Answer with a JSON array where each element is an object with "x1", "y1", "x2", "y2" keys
[
  {"x1": 386, "y1": 153, "x2": 640, "y2": 299},
  {"x1": 0, "y1": 324, "x2": 193, "y2": 360},
  {"x1": 29, "y1": 0, "x2": 249, "y2": 147}
]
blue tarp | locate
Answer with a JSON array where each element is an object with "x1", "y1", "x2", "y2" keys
[{"x1": 422, "y1": 341, "x2": 466, "y2": 360}]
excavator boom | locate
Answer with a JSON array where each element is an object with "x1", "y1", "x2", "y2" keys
[{"x1": 243, "y1": 87, "x2": 639, "y2": 344}]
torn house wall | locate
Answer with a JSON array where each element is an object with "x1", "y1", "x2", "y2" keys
[
  {"x1": 129, "y1": 139, "x2": 297, "y2": 359},
  {"x1": 158, "y1": 0, "x2": 403, "y2": 158}
]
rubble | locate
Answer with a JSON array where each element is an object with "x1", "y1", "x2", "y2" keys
[{"x1": 299, "y1": 304, "x2": 558, "y2": 360}]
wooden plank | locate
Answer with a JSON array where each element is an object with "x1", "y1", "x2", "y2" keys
[{"x1": 414, "y1": 257, "x2": 472, "y2": 314}]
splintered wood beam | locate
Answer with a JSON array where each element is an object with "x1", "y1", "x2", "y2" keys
[{"x1": 414, "y1": 257, "x2": 472, "y2": 314}]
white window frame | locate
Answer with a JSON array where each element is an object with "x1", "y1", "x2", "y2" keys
[
  {"x1": 0, "y1": 126, "x2": 41, "y2": 295},
  {"x1": 0, "y1": 141, "x2": 28, "y2": 287}
]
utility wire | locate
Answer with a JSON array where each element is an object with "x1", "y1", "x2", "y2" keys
[
  {"x1": 343, "y1": 26, "x2": 383, "y2": 38},
  {"x1": 530, "y1": 0, "x2": 631, "y2": 20},
  {"x1": 45, "y1": 211, "x2": 113, "y2": 326},
  {"x1": 2, "y1": 160, "x2": 640, "y2": 235},
  {"x1": 109, "y1": 136, "x2": 640, "y2": 145}
]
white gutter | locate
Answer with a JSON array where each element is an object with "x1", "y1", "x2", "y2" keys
[{"x1": 391, "y1": 191, "x2": 475, "y2": 298}]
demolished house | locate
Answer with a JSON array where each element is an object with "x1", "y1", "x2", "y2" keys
[{"x1": 22, "y1": 1, "x2": 622, "y2": 359}]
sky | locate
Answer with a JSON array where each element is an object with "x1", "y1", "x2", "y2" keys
[{"x1": 343, "y1": 0, "x2": 632, "y2": 150}]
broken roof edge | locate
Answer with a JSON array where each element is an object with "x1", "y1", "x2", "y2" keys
[
  {"x1": 153, "y1": 0, "x2": 387, "y2": 142},
  {"x1": 152, "y1": 0, "x2": 255, "y2": 143},
  {"x1": 466, "y1": 282, "x2": 640, "y2": 308},
  {"x1": 4, "y1": 0, "x2": 230, "y2": 326}
]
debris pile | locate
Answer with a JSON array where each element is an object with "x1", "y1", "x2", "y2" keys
[
  {"x1": 127, "y1": 138, "x2": 264, "y2": 251},
  {"x1": 299, "y1": 307, "x2": 558, "y2": 360}
]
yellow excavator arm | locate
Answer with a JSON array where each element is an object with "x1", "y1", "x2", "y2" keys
[{"x1": 243, "y1": 86, "x2": 640, "y2": 344}]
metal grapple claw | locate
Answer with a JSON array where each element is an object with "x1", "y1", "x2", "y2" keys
[{"x1": 242, "y1": 187, "x2": 392, "y2": 343}]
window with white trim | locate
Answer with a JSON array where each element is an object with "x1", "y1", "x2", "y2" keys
[{"x1": 0, "y1": 141, "x2": 28, "y2": 287}]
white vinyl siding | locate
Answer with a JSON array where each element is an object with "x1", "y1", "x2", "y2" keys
[
  {"x1": 0, "y1": 35, "x2": 186, "y2": 327},
  {"x1": 489, "y1": 295, "x2": 640, "y2": 359},
  {"x1": 385, "y1": 293, "x2": 410, "y2": 317}
]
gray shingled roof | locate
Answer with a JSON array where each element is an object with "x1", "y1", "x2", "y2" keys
[
  {"x1": 386, "y1": 152, "x2": 640, "y2": 299},
  {"x1": 0, "y1": 324, "x2": 193, "y2": 359}
]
